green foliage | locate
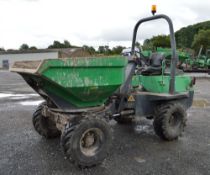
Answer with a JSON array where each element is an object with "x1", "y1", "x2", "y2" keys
[
  {"x1": 29, "y1": 46, "x2": 37, "y2": 50},
  {"x1": 175, "y1": 21, "x2": 210, "y2": 48},
  {"x1": 135, "y1": 42, "x2": 141, "y2": 48},
  {"x1": 20, "y1": 44, "x2": 29, "y2": 50},
  {"x1": 48, "y1": 40, "x2": 71, "y2": 49},
  {"x1": 143, "y1": 39, "x2": 154, "y2": 50},
  {"x1": 97, "y1": 45, "x2": 125, "y2": 55},
  {"x1": 64, "y1": 40, "x2": 71, "y2": 48},
  {"x1": 0, "y1": 48, "x2": 5, "y2": 51},
  {"x1": 192, "y1": 29, "x2": 210, "y2": 53},
  {"x1": 98, "y1": 46, "x2": 105, "y2": 54},
  {"x1": 143, "y1": 35, "x2": 170, "y2": 49},
  {"x1": 19, "y1": 44, "x2": 37, "y2": 50},
  {"x1": 112, "y1": 46, "x2": 125, "y2": 55},
  {"x1": 151, "y1": 35, "x2": 170, "y2": 48},
  {"x1": 143, "y1": 20, "x2": 210, "y2": 51},
  {"x1": 83, "y1": 45, "x2": 96, "y2": 55},
  {"x1": 98, "y1": 45, "x2": 112, "y2": 55}
]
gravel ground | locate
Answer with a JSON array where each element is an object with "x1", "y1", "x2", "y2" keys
[{"x1": 0, "y1": 70, "x2": 210, "y2": 175}]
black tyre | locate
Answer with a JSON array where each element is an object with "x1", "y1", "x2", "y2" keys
[
  {"x1": 114, "y1": 116, "x2": 133, "y2": 124},
  {"x1": 153, "y1": 103, "x2": 187, "y2": 141},
  {"x1": 61, "y1": 116, "x2": 112, "y2": 167},
  {"x1": 32, "y1": 102, "x2": 60, "y2": 138}
]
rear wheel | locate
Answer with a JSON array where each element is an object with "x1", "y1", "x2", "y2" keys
[
  {"x1": 32, "y1": 102, "x2": 60, "y2": 138},
  {"x1": 61, "y1": 116, "x2": 112, "y2": 168},
  {"x1": 153, "y1": 103, "x2": 187, "y2": 141}
]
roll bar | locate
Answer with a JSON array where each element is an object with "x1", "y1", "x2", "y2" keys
[{"x1": 131, "y1": 14, "x2": 178, "y2": 94}]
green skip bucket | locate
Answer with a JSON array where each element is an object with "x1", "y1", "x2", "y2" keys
[{"x1": 11, "y1": 56, "x2": 128, "y2": 108}]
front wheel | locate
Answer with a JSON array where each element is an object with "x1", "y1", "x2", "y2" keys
[
  {"x1": 32, "y1": 102, "x2": 60, "y2": 138},
  {"x1": 61, "y1": 116, "x2": 112, "y2": 168},
  {"x1": 153, "y1": 103, "x2": 187, "y2": 141}
]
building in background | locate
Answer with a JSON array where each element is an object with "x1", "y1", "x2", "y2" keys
[{"x1": 0, "y1": 48, "x2": 90, "y2": 69}]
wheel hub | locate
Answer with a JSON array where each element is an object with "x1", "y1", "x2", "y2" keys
[
  {"x1": 83, "y1": 132, "x2": 95, "y2": 147},
  {"x1": 80, "y1": 128, "x2": 103, "y2": 157}
]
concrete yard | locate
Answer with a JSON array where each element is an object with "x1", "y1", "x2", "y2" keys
[{"x1": 0, "y1": 70, "x2": 210, "y2": 175}]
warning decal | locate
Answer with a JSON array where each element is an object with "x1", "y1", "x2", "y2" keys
[{"x1": 128, "y1": 95, "x2": 135, "y2": 102}]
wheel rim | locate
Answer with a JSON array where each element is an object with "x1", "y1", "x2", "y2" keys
[{"x1": 80, "y1": 128, "x2": 104, "y2": 157}]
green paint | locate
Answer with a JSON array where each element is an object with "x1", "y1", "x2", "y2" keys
[
  {"x1": 141, "y1": 47, "x2": 190, "y2": 63},
  {"x1": 36, "y1": 56, "x2": 127, "y2": 107},
  {"x1": 142, "y1": 50, "x2": 152, "y2": 57},
  {"x1": 185, "y1": 55, "x2": 210, "y2": 69},
  {"x1": 12, "y1": 54, "x2": 193, "y2": 107},
  {"x1": 137, "y1": 75, "x2": 192, "y2": 93},
  {"x1": 131, "y1": 75, "x2": 140, "y2": 87},
  {"x1": 156, "y1": 47, "x2": 190, "y2": 62}
]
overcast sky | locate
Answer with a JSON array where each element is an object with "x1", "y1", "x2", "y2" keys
[{"x1": 0, "y1": 0, "x2": 209, "y2": 49}]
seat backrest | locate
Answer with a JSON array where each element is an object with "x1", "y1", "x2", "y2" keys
[{"x1": 150, "y1": 53, "x2": 165, "y2": 67}]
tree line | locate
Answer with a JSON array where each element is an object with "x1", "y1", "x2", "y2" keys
[
  {"x1": 0, "y1": 20, "x2": 209, "y2": 55},
  {"x1": 143, "y1": 20, "x2": 210, "y2": 54},
  {"x1": 0, "y1": 40, "x2": 126, "y2": 55}
]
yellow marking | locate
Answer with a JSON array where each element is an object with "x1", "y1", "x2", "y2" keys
[
  {"x1": 128, "y1": 95, "x2": 135, "y2": 102},
  {"x1": 193, "y1": 99, "x2": 210, "y2": 108}
]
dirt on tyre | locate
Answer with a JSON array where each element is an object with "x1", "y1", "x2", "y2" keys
[
  {"x1": 32, "y1": 102, "x2": 60, "y2": 138},
  {"x1": 61, "y1": 116, "x2": 112, "y2": 168},
  {"x1": 153, "y1": 103, "x2": 187, "y2": 141}
]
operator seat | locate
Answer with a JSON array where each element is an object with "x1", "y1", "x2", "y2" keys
[{"x1": 141, "y1": 53, "x2": 165, "y2": 75}]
